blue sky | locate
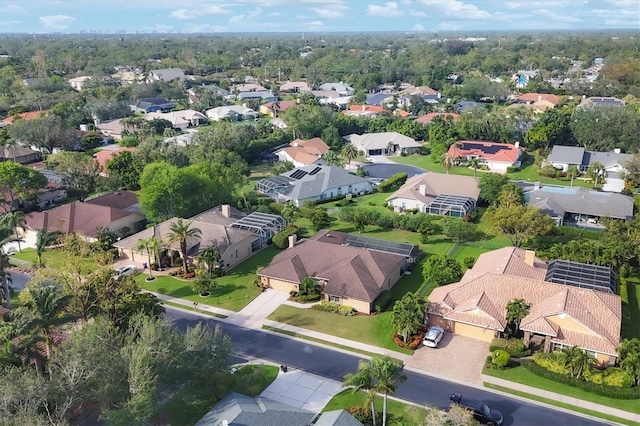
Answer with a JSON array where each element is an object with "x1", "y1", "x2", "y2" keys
[{"x1": 1, "y1": 0, "x2": 638, "y2": 33}]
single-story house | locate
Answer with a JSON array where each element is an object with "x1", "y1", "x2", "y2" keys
[
  {"x1": 343, "y1": 105, "x2": 387, "y2": 118},
  {"x1": 0, "y1": 146, "x2": 41, "y2": 164},
  {"x1": 24, "y1": 191, "x2": 145, "y2": 240},
  {"x1": 525, "y1": 185, "x2": 634, "y2": 226},
  {"x1": 308, "y1": 90, "x2": 342, "y2": 101},
  {"x1": 316, "y1": 410, "x2": 363, "y2": 426},
  {"x1": 195, "y1": 392, "x2": 316, "y2": 426},
  {"x1": 233, "y1": 83, "x2": 268, "y2": 93},
  {"x1": 147, "y1": 68, "x2": 185, "y2": 83},
  {"x1": 398, "y1": 85, "x2": 440, "y2": 106},
  {"x1": 578, "y1": 96, "x2": 625, "y2": 109},
  {"x1": 259, "y1": 100, "x2": 297, "y2": 117},
  {"x1": 95, "y1": 119, "x2": 125, "y2": 140},
  {"x1": 187, "y1": 84, "x2": 230, "y2": 99},
  {"x1": 68, "y1": 76, "x2": 94, "y2": 91},
  {"x1": 318, "y1": 82, "x2": 354, "y2": 96},
  {"x1": 386, "y1": 173, "x2": 479, "y2": 217},
  {"x1": 428, "y1": 246, "x2": 622, "y2": 365},
  {"x1": 114, "y1": 205, "x2": 286, "y2": 270},
  {"x1": 206, "y1": 105, "x2": 259, "y2": 122},
  {"x1": 143, "y1": 110, "x2": 207, "y2": 130},
  {"x1": 447, "y1": 140, "x2": 524, "y2": 172},
  {"x1": 130, "y1": 97, "x2": 177, "y2": 113},
  {"x1": 275, "y1": 137, "x2": 329, "y2": 168},
  {"x1": 92, "y1": 147, "x2": 138, "y2": 174},
  {"x1": 365, "y1": 93, "x2": 394, "y2": 107},
  {"x1": 547, "y1": 145, "x2": 631, "y2": 174},
  {"x1": 256, "y1": 165, "x2": 373, "y2": 207},
  {"x1": 347, "y1": 132, "x2": 422, "y2": 156},
  {"x1": 1, "y1": 110, "x2": 50, "y2": 126},
  {"x1": 238, "y1": 91, "x2": 278, "y2": 103},
  {"x1": 514, "y1": 93, "x2": 560, "y2": 108},
  {"x1": 415, "y1": 112, "x2": 460, "y2": 124},
  {"x1": 259, "y1": 230, "x2": 416, "y2": 314},
  {"x1": 279, "y1": 81, "x2": 311, "y2": 93}
]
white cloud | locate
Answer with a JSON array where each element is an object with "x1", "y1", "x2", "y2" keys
[
  {"x1": 306, "y1": 20, "x2": 325, "y2": 30},
  {"x1": 311, "y1": 8, "x2": 344, "y2": 18},
  {"x1": 170, "y1": 5, "x2": 231, "y2": 20},
  {"x1": 413, "y1": 23, "x2": 425, "y2": 31},
  {"x1": 535, "y1": 8, "x2": 581, "y2": 23},
  {"x1": 401, "y1": 0, "x2": 413, "y2": 5},
  {"x1": 0, "y1": 3, "x2": 26, "y2": 15},
  {"x1": 229, "y1": 7, "x2": 263, "y2": 24},
  {"x1": 367, "y1": 2, "x2": 404, "y2": 17},
  {"x1": 39, "y1": 15, "x2": 76, "y2": 30},
  {"x1": 420, "y1": 0, "x2": 491, "y2": 19},
  {"x1": 605, "y1": 18, "x2": 640, "y2": 26},
  {"x1": 186, "y1": 24, "x2": 227, "y2": 33}
]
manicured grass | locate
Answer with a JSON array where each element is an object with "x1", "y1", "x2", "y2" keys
[
  {"x1": 267, "y1": 305, "x2": 413, "y2": 355},
  {"x1": 484, "y1": 383, "x2": 638, "y2": 426},
  {"x1": 620, "y1": 276, "x2": 640, "y2": 340},
  {"x1": 11, "y1": 247, "x2": 98, "y2": 271},
  {"x1": 160, "y1": 300, "x2": 228, "y2": 318},
  {"x1": 153, "y1": 364, "x2": 279, "y2": 425},
  {"x1": 323, "y1": 389, "x2": 427, "y2": 426},
  {"x1": 482, "y1": 365, "x2": 640, "y2": 414},
  {"x1": 139, "y1": 247, "x2": 280, "y2": 312}
]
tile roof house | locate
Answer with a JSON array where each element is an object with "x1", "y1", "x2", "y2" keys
[
  {"x1": 347, "y1": 132, "x2": 422, "y2": 157},
  {"x1": 386, "y1": 173, "x2": 479, "y2": 217},
  {"x1": 515, "y1": 93, "x2": 560, "y2": 108},
  {"x1": 195, "y1": 392, "x2": 316, "y2": 426},
  {"x1": 68, "y1": 76, "x2": 94, "y2": 91},
  {"x1": 147, "y1": 68, "x2": 185, "y2": 83},
  {"x1": 143, "y1": 109, "x2": 207, "y2": 130},
  {"x1": 24, "y1": 192, "x2": 145, "y2": 240},
  {"x1": 415, "y1": 112, "x2": 460, "y2": 124},
  {"x1": 206, "y1": 105, "x2": 259, "y2": 121},
  {"x1": 259, "y1": 230, "x2": 411, "y2": 314},
  {"x1": 95, "y1": 119, "x2": 126, "y2": 140},
  {"x1": 259, "y1": 100, "x2": 297, "y2": 117},
  {"x1": 0, "y1": 146, "x2": 41, "y2": 164},
  {"x1": 256, "y1": 165, "x2": 374, "y2": 207},
  {"x1": 92, "y1": 147, "x2": 138, "y2": 173},
  {"x1": 233, "y1": 83, "x2": 268, "y2": 93},
  {"x1": 428, "y1": 247, "x2": 622, "y2": 364},
  {"x1": 1, "y1": 110, "x2": 51, "y2": 125},
  {"x1": 279, "y1": 81, "x2": 311, "y2": 93},
  {"x1": 238, "y1": 90, "x2": 278, "y2": 103},
  {"x1": 343, "y1": 104, "x2": 388, "y2": 118},
  {"x1": 275, "y1": 137, "x2": 329, "y2": 168},
  {"x1": 447, "y1": 140, "x2": 524, "y2": 172}
]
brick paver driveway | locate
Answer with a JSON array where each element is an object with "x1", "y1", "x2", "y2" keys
[{"x1": 405, "y1": 333, "x2": 490, "y2": 385}]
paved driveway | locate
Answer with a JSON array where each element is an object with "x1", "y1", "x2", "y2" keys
[
  {"x1": 362, "y1": 163, "x2": 426, "y2": 179},
  {"x1": 406, "y1": 333, "x2": 490, "y2": 385}
]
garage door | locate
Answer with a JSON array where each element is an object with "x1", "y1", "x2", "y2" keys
[{"x1": 453, "y1": 322, "x2": 495, "y2": 342}]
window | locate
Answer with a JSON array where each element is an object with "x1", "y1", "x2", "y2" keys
[
  {"x1": 329, "y1": 295, "x2": 340, "y2": 303},
  {"x1": 337, "y1": 187, "x2": 342, "y2": 196},
  {"x1": 348, "y1": 185, "x2": 353, "y2": 193}
]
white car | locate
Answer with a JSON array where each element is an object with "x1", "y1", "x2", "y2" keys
[
  {"x1": 113, "y1": 264, "x2": 137, "y2": 281},
  {"x1": 423, "y1": 326, "x2": 445, "y2": 348}
]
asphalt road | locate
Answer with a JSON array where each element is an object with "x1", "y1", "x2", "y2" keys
[{"x1": 166, "y1": 308, "x2": 606, "y2": 426}]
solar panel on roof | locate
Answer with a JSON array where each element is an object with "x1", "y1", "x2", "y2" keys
[
  {"x1": 458, "y1": 142, "x2": 505, "y2": 155},
  {"x1": 309, "y1": 167, "x2": 322, "y2": 175},
  {"x1": 290, "y1": 170, "x2": 308, "y2": 180}
]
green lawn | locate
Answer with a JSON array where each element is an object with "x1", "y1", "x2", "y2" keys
[
  {"x1": 323, "y1": 389, "x2": 427, "y2": 426},
  {"x1": 482, "y1": 365, "x2": 640, "y2": 414},
  {"x1": 11, "y1": 247, "x2": 98, "y2": 271},
  {"x1": 139, "y1": 247, "x2": 280, "y2": 312},
  {"x1": 268, "y1": 305, "x2": 413, "y2": 355},
  {"x1": 153, "y1": 364, "x2": 279, "y2": 425},
  {"x1": 620, "y1": 276, "x2": 640, "y2": 340}
]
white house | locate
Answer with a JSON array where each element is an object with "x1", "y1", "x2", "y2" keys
[
  {"x1": 68, "y1": 76, "x2": 93, "y2": 91},
  {"x1": 206, "y1": 106, "x2": 259, "y2": 121},
  {"x1": 347, "y1": 132, "x2": 422, "y2": 157},
  {"x1": 143, "y1": 110, "x2": 207, "y2": 130}
]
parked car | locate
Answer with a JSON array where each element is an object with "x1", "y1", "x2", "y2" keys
[
  {"x1": 449, "y1": 393, "x2": 503, "y2": 426},
  {"x1": 423, "y1": 326, "x2": 445, "y2": 348},
  {"x1": 113, "y1": 264, "x2": 137, "y2": 281}
]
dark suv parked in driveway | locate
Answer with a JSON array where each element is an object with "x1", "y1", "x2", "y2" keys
[{"x1": 450, "y1": 392, "x2": 504, "y2": 425}]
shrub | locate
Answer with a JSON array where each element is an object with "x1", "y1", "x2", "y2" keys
[
  {"x1": 393, "y1": 331, "x2": 425, "y2": 350},
  {"x1": 311, "y1": 301, "x2": 356, "y2": 316},
  {"x1": 349, "y1": 405, "x2": 381, "y2": 425},
  {"x1": 268, "y1": 202, "x2": 285, "y2": 214},
  {"x1": 522, "y1": 360, "x2": 640, "y2": 399},
  {"x1": 185, "y1": 272, "x2": 196, "y2": 279},
  {"x1": 272, "y1": 225, "x2": 301, "y2": 249},
  {"x1": 539, "y1": 165, "x2": 559, "y2": 178},
  {"x1": 491, "y1": 350, "x2": 511, "y2": 369},
  {"x1": 337, "y1": 197, "x2": 352, "y2": 207},
  {"x1": 506, "y1": 166, "x2": 519, "y2": 173},
  {"x1": 490, "y1": 338, "x2": 532, "y2": 358},
  {"x1": 462, "y1": 256, "x2": 476, "y2": 269},
  {"x1": 295, "y1": 294, "x2": 321, "y2": 303},
  {"x1": 586, "y1": 367, "x2": 633, "y2": 388},
  {"x1": 173, "y1": 257, "x2": 183, "y2": 267},
  {"x1": 377, "y1": 172, "x2": 409, "y2": 193},
  {"x1": 532, "y1": 351, "x2": 568, "y2": 375},
  {"x1": 338, "y1": 305, "x2": 356, "y2": 316}
]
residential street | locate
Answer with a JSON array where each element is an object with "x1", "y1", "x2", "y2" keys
[{"x1": 165, "y1": 308, "x2": 607, "y2": 426}]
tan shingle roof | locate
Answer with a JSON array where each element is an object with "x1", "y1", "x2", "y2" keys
[{"x1": 386, "y1": 172, "x2": 479, "y2": 205}]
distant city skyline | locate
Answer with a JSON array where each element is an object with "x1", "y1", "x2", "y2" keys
[{"x1": 0, "y1": 0, "x2": 638, "y2": 34}]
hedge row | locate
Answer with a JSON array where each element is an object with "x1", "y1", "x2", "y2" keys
[
  {"x1": 311, "y1": 301, "x2": 356, "y2": 316},
  {"x1": 489, "y1": 338, "x2": 532, "y2": 358},
  {"x1": 377, "y1": 172, "x2": 408, "y2": 193},
  {"x1": 521, "y1": 360, "x2": 640, "y2": 400},
  {"x1": 272, "y1": 225, "x2": 302, "y2": 249}
]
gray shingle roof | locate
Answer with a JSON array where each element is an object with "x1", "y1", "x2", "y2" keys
[
  {"x1": 195, "y1": 392, "x2": 315, "y2": 426},
  {"x1": 315, "y1": 409, "x2": 363, "y2": 426},
  {"x1": 150, "y1": 68, "x2": 185, "y2": 82},
  {"x1": 585, "y1": 151, "x2": 632, "y2": 169},
  {"x1": 548, "y1": 145, "x2": 632, "y2": 169},
  {"x1": 547, "y1": 146, "x2": 585, "y2": 165},
  {"x1": 526, "y1": 186, "x2": 633, "y2": 220}
]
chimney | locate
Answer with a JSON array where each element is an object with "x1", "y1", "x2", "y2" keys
[
  {"x1": 538, "y1": 95, "x2": 542, "y2": 102},
  {"x1": 93, "y1": 118, "x2": 101, "y2": 126},
  {"x1": 614, "y1": 148, "x2": 621, "y2": 154},
  {"x1": 288, "y1": 234, "x2": 297, "y2": 248},
  {"x1": 362, "y1": 104, "x2": 366, "y2": 112},
  {"x1": 221, "y1": 204, "x2": 231, "y2": 218},
  {"x1": 514, "y1": 141, "x2": 520, "y2": 149},
  {"x1": 418, "y1": 184, "x2": 426, "y2": 196},
  {"x1": 524, "y1": 249, "x2": 536, "y2": 267}
]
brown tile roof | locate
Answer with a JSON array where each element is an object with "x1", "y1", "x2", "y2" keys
[
  {"x1": 280, "y1": 147, "x2": 322, "y2": 166},
  {"x1": 1, "y1": 110, "x2": 51, "y2": 124},
  {"x1": 429, "y1": 271, "x2": 621, "y2": 356},
  {"x1": 258, "y1": 235, "x2": 406, "y2": 302},
  {"x1": 291, "y1": 137, "x2": 329, "y2": 155},
  {"x1": 472, "y1": 247, "x2": 548, "y2": 280},
  {"x1": 415, "y1": 112, "x2": 460, "y2": 124},
  {"x1": 85, "y1": 190, "x2": 139, "y2": 210},
  {"x1": 92, "y1": 147, "x2": 138, "y2": 171},
  {"x1": 386, "y1": 172, "x2": 479, "y2": 205},
  {"x1": 447, "y1": 140, "x2": 524, "y2": 164},
  {"x1": 516, "y1": 93, "x2": 560, "y2": 106},
  {"x1": 262, "y1": 100, "x2": 297, "y2": 112}
]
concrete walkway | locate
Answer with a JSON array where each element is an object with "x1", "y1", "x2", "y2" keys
[{"x1": 231, "y1": 290, "x2": 290, "y2": 328}]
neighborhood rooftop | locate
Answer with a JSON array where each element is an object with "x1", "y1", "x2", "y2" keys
[{"x1": 526, "y1": 186, "x2": 633, "y2": 220}]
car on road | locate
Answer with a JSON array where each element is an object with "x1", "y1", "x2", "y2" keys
[
  {"x1": 113, "y1": 264, "x2": 137, "y2": 281},
  {"x1": 450, "y1": 392, "x2": 503, "y2": 425},
  {"x1": 423, "y1": 326, "x2": 444, "y2": 348}
]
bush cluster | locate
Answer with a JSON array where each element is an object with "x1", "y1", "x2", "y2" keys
[
  {"x1": 291, "y1": 294, "x2": 321, "y2": 303},
  {"x1": 393, "y1": 331, "x2": 425, "y2": 350},
  {"x1": 491, "y1": 350, "x2": 511, "y2": 369},
  {"x1": 272, "y1": 225, "x2": 301, "y2": 249},
  {"x1": 506, "y1": 166, "x2": 520, "y2": 173},
  {"x1": 377, "y1": 172, "x2": 408, "y2": 192},
  {"x1": 585, "y1": 367, "x2": 634, "y2": 388},
  {"x1": 532, "y1": 352, "x2": 569, "y2": 374},
  {"x1": 268, "y1": 202, "x2": 285, "y2": 214},
  {"x1": 523, "y1": 360, "x2": 640, "y2": 399},
  {"x1": 349, "y1": 406, "x2": 381, "y2": 425},
  {"x1": 311, "y1": 301, "x2": 356, "y2": 316},
  {"x1": 490, "y1": 338, "x2": 532, "y2": 358}
]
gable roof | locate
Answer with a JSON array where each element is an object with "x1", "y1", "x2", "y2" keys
[
  {"x1": 0, "y1": 146, "x2": 41, "y2": 162},
  {"x1": 472, "y1": 246, "x2": 548, "y2": 281},
  {"x1": 349, "y1": 132, "x2": 421, "y2": 150},
  {"x1": 92, "y1": 147, "x2": 138, "y2": 170},
  {"x1": 150, "y1": 68, "x2": 185, "y2": 82},
  {"x1": 526, "y1": 186, "x2": 633, "y2": 220},
  {"x1": 447, "y1": 140, "x2": 523, "y2": 164},
  {"x1": 1, "y1": 110, "x2": 51, "y2": 124},
  {"x1": 579, "y1": 97, "x2": 625, "y2": 108},
  {"x1": 195, "y1": 392, "x2": 315, "y2": 426},
  {"x1": 85, "y1": 190, "x2": 140, "y2": 211},
  {"x1": 315, "y1": 409, "x2": 363, "y2": 426},
  {"x1": 206, "y1": 105, "x2": 258, "y2": 118},
  {"x1": 280, "y1": 165, "x2": 371, "y2": 201},
  {"x1": 143, "y1": 110, "x2": 206, "y2": 126},
  {"x1": 259, "y1": 234, "x2": 407, "y2": 302},
  {"x1": 429, "y1": 271, "x2": 621, "y2": 355},
  {"x1": 238, "y1": 91, "x2": 277, "y2": 100},
  {"x1": 548, "y1": 146, "x2": 585, "y2": 165},
  {"x1": 262, "y1": 100, "x2": 296, "y2": 112},
  {"x1": 277, "y1": 138, "x2": 330, "y2": 166},
  {"x1": 234, "y1": 83, "x2": 268, "y2": 93},
  {"x1": 386, "y1": 172, "x2": 479, "y2": 205},
  {"x1": 280, "y1": 81, "x2": 311, "y2": 92},
  {"x1": 415, "y1": 112, "x2": 460, "y2": 124},
  {"x1": 516, "y1": 93, "x2": 560, "y2": 106}
]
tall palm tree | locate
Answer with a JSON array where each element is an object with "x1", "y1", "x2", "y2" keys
[
  {"x1": 167, "y1": 219, "x2": 201, "y2": 273},
  {"x1": 0, "y1": 211, "x2": 27, "y2": 252},
  {"x1": 505, "y1": 298, "x2": 530, "y2": 336},
  {"x1": 35, "y1": 229, "x2": 61, "y2": 267},
  {"x1": 469, "y1": 158, "x2": 480, "y2": 178},
  {"x1": 341, "y1": 144, "x2": 358, "y2": 169},
  {"x1": 567, "y1": 166, "x2": 580, "y2": 187},
  {"x1": 617, "y1": 338, "x2": 640, "y2": 386},
  {"x1": 587, "y1": 162, "x2": 606, "y2": 187},
  {"x1": 197, "y1": 245, "x2": 222, "y2": 274},
  {"x1": 561, "y1": 346, "x2": 596, "y2": 380},
  {"x1": 343, "y1": 360, "x2": 379, "y2": 426},
  {"x1": 442, "y1": 155, "x2": 455, "y2": 174},
  {"x1": 369, "y1": 356, "x2": 406, "y2": 426},
  {"x1": 322, "y1": 150, "x2": 344, "y2": 167},
  {"x1": 15, "y1": 285, "x2": 73, "y2": 359},
  {"x1": 270, "y1": 100, "x2": 281, "y2": 118},
  {"x1": 0, "y1": 224, "x2": 20, "y2": 309},
  {"x1": 281, "y1": 202, "x2": 300, "y2": 221},
  {"x1": 0, "y1": 138, "x2": 18, "y2": 162},
  {"x1": 134, "y1": 237, "x2": 155, "y2": 280}
]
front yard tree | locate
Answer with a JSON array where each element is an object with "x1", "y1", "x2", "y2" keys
[
  {"x1": 341, "y1": 144, "x2": 358, "y2": 168},
  {"x1": 197, "y1": 246, "x2": 222, "y2": 275},
  {"x1": 561, "y1": 346, "x2": 596, "y2": 380},
  {"x1": 299, "y1": 276, "x2": 320, "y2": 296},
  {"x1": 587, "y1": 161, "x2": 606, "y2": 187},
  {"x1": 441, "y1": 218, "x2": 478, "y2": 243},
  {"x1": 35, "y1": 229, "x2": 62, "y2": 267},
  {"x1": 505, "y1": 298, "x2": 530, "y2": 336},
  {"x1": 370, "y1": 356, "x2": 407, "y2": 426},
  {"x1": 486, "y1": 205, "x2": 555, "y2": 247},
  {"x1": 281, "y1": 202, "x2": 300, "y2": 221},
  {"x1": 167, "y1": 219, "x2": 201, "y2": 274},
  {"x1": 106, "y1": 151, "x2": 145, "y2": 190},
  {"x1": 478, "y1": 173, "x2": 510, "y2": 206},
  {"x1": 422, "y1": 255, "x2": 463, "y2": 286},
  {"x1": 0, "y1": 162, "x2": 48, "y2": 213},
  {"x1": 392, "y1": 292, "x2": 429, "y2": 343},
  {"x1": 617, "y1": 338, "x2": 640, "y2": 386},
  {"x1": 309, "y1": 208, "x2": 330, "y2": 232},
  {"x1": 498, "y1": 183, "x2": 524, "y2": 207},
  {"x1": 46, "y1": 152, "x2": 103, "y2": 201},
  {"x1": 418, "y1": 216, "x2": 441, "y2": 244},
  {"x1": 343, "y1": 361, "x2": 379, "y2": 426},
  {"x1": 134, "y1": 237, "x2": 156, "y2": 281}
]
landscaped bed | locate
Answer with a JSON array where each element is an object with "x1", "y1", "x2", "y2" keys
[{"x1": 138, "y1": 246, "x2": 280, "y2": 312}]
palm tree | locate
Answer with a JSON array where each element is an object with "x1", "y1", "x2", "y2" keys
[
  {"x1": 0, "y1": 212, "x2": 26, "y2": 252},
  {"x1": 343, "y1": 360, "x2": 379, "y2": 426},
  {"x1": 322, "y1": 150, "x2": 345, "y2": 167},
  {"x1": 587, "y1": 162, "x2": 606, "y2": 187},
  {"x1": 505, "y1": 298, "x2": 530, "y2": 336},
  {"x1": 0, "y1": 223, "x2": 20, "y2": 308},
  {"x1": 561, "y1": 346, "x2": 596, "y2": 380},
  {"x1": 281, "y1": 202, "x2": 300, "y2": 221},
  {"x1": 134, "y1": 237, "x2": 155, "y2": 281},
  {"x1": 369, "y1": 356, "x2": 406, "y2": 426},
  {"x1": 15, "y1": 285, "x2": 73, "y2": 359},
  {"x1": 442, "y1": 155, "x2": 455, "y2": 174},
  {"x1": 270, "y1": 100, "x2": 281, "y2": 118},
  {"x1": 35, "y1": 229, "x2": 61, "y2": 268},
  {"x1": 167, "y1": 219, "x2": 201, "y2": 274},
  {"x1": 197, "y1": 245, "x2": 222, "y2": 274},
  {"x1": 341, "y1": 144, "x2": 358, "y2": 169},
  {"x1": 0, "y1": 138, "x2": 18, "y2": 162},
  {"x1": 469, "y1": 158, "x2": 480, "y2": 178},
  {"x1": 617, "y1": 338, "x2": 640, "y2": 386},
  {"x1": 567, "y1": 166, "x2": 580, "y2": 187}
]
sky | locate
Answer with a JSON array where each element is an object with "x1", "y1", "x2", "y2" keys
[{"x1": 0, "y1": 0, "x2": 638, "y2": 34}]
